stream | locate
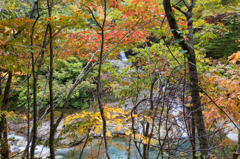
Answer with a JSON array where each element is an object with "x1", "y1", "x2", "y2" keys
[
  {"x1": 8, "y1": 134, "x2": 193, "y2": 159},
  {"x1": 6, "y1": 51, "x2": 238, "y2": 158}
]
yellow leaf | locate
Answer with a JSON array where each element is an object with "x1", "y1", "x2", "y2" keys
[
  {"x1": 115, "y1": 119, "x2": 122, "y2": 124},
  {"x1": 150, "y1": 139, "x2": 153, "y2": 145},
  {"x1": 135, "y1": 134, "x2": 141, "y2": 139},
  {"x1": 125, "y1": 130, "x2": 132, "y2": 136},
  {"x1": 115, "y1": 127, "x2": 120, "y2": 132},
  {"x1": 132, "y1": 114, "x2": 138, "y2": 118},
  {"x1": 23, "y1": 115, "x2": 28, "y2": 120},
  {"x1": 111, "y1": 114, "x2": 117, "y2": 119},
  {"x1": 94, "y1": 127, "x2": 101, "y2": 134},
  {"x1": 146, "y1": 117, "x2": 152, "y2": 124},
  {"x1": 78, "y1": 127, "x2": 83, "y2": 135},
  {"x1": 142, "y1": 137, "x2": 148, "y2": 144},
  {"x1": 185, "y1": 103, "x2": 191, "y2": 107},
  {"x1": 106, "y1": 131, "x2": 112, "y2": 137}
]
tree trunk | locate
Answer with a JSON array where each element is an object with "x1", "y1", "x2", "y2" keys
[
  {"x1": 48, "y1": 23, "x2": 55, "y2": 159},
  {"x1": 30, "y1": 2, "x2": 40, "y2": 158},
  {"x1": 47, "y1": 0, "x2": 55, "y2": 158},
  {"x1": 163, "y1": 0, "x2": 209, "y2": 158},
  {"x1": 95, "y1": 1, "x2": 111, "y2": 158},
  {"x1": 233, "y1": 130, "x2": 240, "y2": 159},
  {"x1": 27, "y1": 70, "x2": 30, "y2": 159},
  {"x1": 30, "y1": 52, "x2": 38, "y2": 159},
  {"x1": 0, "y1": 71, "x2": 12, "y2": 159}
]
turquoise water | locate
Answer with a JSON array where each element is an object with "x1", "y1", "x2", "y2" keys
[{"x1": 55, "y1": 137, "x2": 192, "y2": 159}]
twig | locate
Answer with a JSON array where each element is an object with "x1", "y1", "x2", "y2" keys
[
  {"x1": 0, "y1": 72, "x2": 7, "y2": 81},
  {"x1": 9, "y1": 75, "x2": 31, "y2": 94},
  {"x1": 172, "y1": 4, "x2": 187, "y2": 16},
  {"x1": 37, "y1": 68, "x2": 50, "y2": 118},
  {"x1": 79, "y1": 129, "x2": 90, "y2": 159},
  {"x1": 86, "y1": 6, "x2": 102, "y2": 29},
  {"x1": 198, "y1": 86, "x2": 240, "y2": 131},
  {"x1": 0, "y1": 0, "x2": 5, "y2": 13},
  {"x1": 228, "y1": 5, "x2": 240, "y2": 12}
]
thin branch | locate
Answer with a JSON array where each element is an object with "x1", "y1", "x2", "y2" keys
[
  {"x1": 96, "y1": 0, "x2": 111, "y2": 158},
  {"x1": 182, "y1": 0, "x2": 189, "y2": 8},
  {"x1": 174, "y1": 0, "x2": 183, "y2": 6},
  {"x1": 30, "y1": 1, "x2": 40, "y2": 158},
  {"x1": 53, "y1": 16, "x2": 153, "y2": 155},
  {"x1": 0, "y1": 0, "x2": 5, "y2": 13},
  {"x1": 162, "y1": 6, "x2": 240, "y2": 134},
  {"x1": 172, "y1": 4, "x2": 187, "y2": 16},
  {"x1": 228, "y1": 5, "x2": 240, "y2": 12},
  {"x1": 36, "y1": 25, "x2": 49, "y2": 77},
  {"x1": 198, "y1": 86, "x2": 240, "y2": 131},
  {"x1": 54, "y1": 6, "x2": 150, "y2": 127},
  {"x1": 0, "y1": 72, "x2": 8, "y2": 81},
  {"x1": 163, "y1": 1, "x2": 240, "y2": 136},
  {"x1": 37, "y1": 68, "x2": 50, "y2": 119},
  {"x1": 189, "y1": 0, "x2": 194, "y2": 8},
  {"x1": 9, "y1": 75, "x2": 31, "y2": 94},
  {"x1": 163, "y1": 38, "x2": 182, "y2": 66},
  {"x1": 145, "y1": 37, "x2": 152, "y2": 83},
  {"x1": 86, "y1": 6, "x2": 102, "y2": 29},
  {"x1": 79, "y1": 129, "x2": 90, "y2": 159},
  {"x1": 131, "y1": 98, "x2": 150, "y2": 159},
  {"x1": 45, "y1": 24, "x2": 72, "y2": 46}
]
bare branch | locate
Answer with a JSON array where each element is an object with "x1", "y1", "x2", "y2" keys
[
  {"x1": 87, "y1": 6, "x2": 102, "y2": 29},
  {"x1": 228, "y1": 5, "x2": 240, "y2": 12},
  {"x1": 37, "y1": 68, "x2": 50, "y2": 119},
  {"x1": 198, "y1": 86, "x2": 240, "y2": 131},
  {"x1": 79, "y1": 129, "x2": 91, "y2": 159},
  {"x1": 0, "y1": 0, "x2": 6, "y2": 13},
  {"x1": 182, "y1": 0, "x2": 189, "y2": 8},
  {"x1": 172, "y1": 4, "x2": 187, "y2": 16},
  {"x1": 9, "y1": 75, "x2": 31, "y2": 94}
]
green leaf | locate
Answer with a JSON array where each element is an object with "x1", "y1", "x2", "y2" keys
[
  {"x1": 176, "y1": 30, "x2": 182, "y2": 34},
  {"x1": 180, "y1": 50, "x2": 188, "y2": 54},
  {"x1": 21, "y1": 66, "x2": 26, "y2": 72},
  {"x1": 199, "y1": 56, "x2": 205, "y2": 60},
  {"x1": 231, "y1": 66, "x2": 238, "y2": 69},
  {"x1": 176, "y1": 38, "x2": 184, "y2": 43}
]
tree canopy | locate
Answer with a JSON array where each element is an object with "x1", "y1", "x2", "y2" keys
[{"x1": 0, "y1": 0, "x2": 240, "y2": 159}]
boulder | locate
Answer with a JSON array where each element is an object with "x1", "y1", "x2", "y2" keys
[{"x1": 16, "y1": 140, "x2": 26, "y2": 147}]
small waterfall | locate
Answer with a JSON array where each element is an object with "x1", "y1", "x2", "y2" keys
[
  {"x1": 119, "y1": 51, "x2": 128, "y2": 61},
  {"x1": 119, "y1": 51, "x2": 132, "y2": 66}
]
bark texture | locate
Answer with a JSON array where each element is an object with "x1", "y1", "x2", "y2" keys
[
  {"x1": 47, "y1": 0, "x2": 55, "y2": 158},
  {"x1": 233, "y1": 130, "x2": 240, "y2": 159},
  {"x1": 0, "y1": 71, "x2": 12, "y2": 159},
  {"x1": 163, "y1": 0, "x2": 209, "y2": 158}
]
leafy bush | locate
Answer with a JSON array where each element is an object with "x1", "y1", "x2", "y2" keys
[{"x1": 10, "y1": 56, "x2": 97, "y2": 110}]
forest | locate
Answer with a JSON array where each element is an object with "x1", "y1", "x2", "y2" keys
[{"x1": 0, "y1": 0, "x2": 240, "y2": 158}]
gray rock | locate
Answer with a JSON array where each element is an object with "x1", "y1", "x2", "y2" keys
[
  {"x1": 10, "y1": 145, "x2": 19, "y2": 153},
  {"x1": 108, "y1": 60, "x2": 129, "y2": 69},
  {"x1": 16, "y1": 140, "x2": 26, "y2": 147}
]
